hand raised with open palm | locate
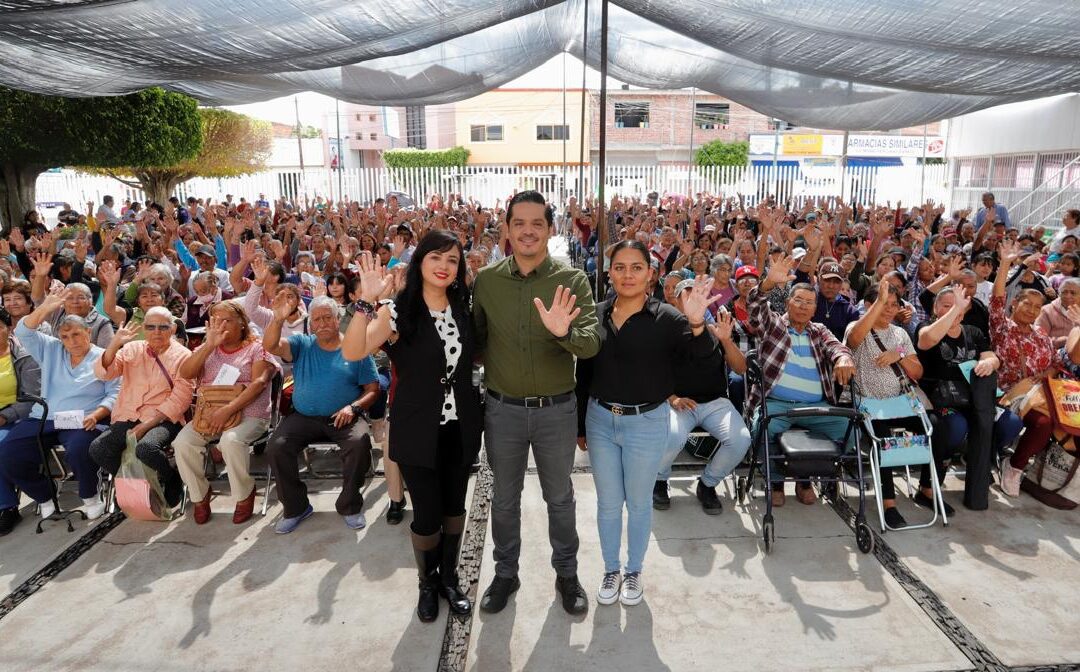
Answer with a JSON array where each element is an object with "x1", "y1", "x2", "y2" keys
[{"x1": 534, "y1": 285, "x2": 580, "y2": 338}]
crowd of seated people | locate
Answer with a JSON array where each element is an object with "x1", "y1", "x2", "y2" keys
[{"x1": 0, "y1": 187, "x2": 1076, "y2": 610}]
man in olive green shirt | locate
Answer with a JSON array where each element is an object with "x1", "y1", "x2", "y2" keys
[{"x1": 473, "y1": 191, "x2": 600, "y2": 616}]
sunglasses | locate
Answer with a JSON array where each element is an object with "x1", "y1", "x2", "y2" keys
[{"x1": 143, "y1": 323, "x2": 171, "y2": 332}]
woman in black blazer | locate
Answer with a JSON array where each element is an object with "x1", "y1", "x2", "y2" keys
[{"x1": 343, "y1": 230, "x2": 480, "y2": 623}]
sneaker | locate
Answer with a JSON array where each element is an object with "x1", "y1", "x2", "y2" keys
[
  {"x1": 479, "y1": 575, "x2": 521, "y2": 614},
  {"x1": 696, "y1": 479, "x2": 722, "y2": 515},
  {"x1": 344, "y1": 511, "x2": 367, "y2": 530},
  {"x1": 883, "y1": 507, "x2": 907, "y2": 529},
  {"x1": 652, "y1": 480, "x2": 670, "y2": 510},
  {"x1": 620, "y1": 571, "x2": 644, "y2": 606},
  {"x1": 386, "y1": 497, "x2": 406, "y2": 525},
  {"x1": 596, "y1": 570, "x2": 622, "y2": 605},
  {"x1": 274, "y1": 504, "x2": 314, "y2": 534},
  {"x1": 1000, "y1": 462, "x2": 1023, "y2": 497},
  {"x1": 39, "y1": 500, "x2": 56, "y2": 519},
  {"x1": 0, "y1": 507, "x2": 21, "y2": 536},
  {"x1": 555, "y1": 575, "x2": 588, "y2": 615},
  {"x1": 913, "y1": 490, "x2": 955, "y2": 516},
  {"x1": 82, "y1": 497, "x2": 107, "y2": 521}
]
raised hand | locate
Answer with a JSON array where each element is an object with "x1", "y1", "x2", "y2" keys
[
  {"x1": 533, "y1": 285, "x2": 581, "y2": 338},
  {"x1": 40, "y1": 285, "x2": 67, "y2": 312},
  {"x1": 1067, "y1": 303, "x2": 1080, "y2": 327},
  {"x1": 710, "y1": 308, "x2": 735, "y2": 341},
  {"x1": 113, "y1": 321, "x2": 139, "y2": 347},
  {"x1": 681, "y1": 275, "x2": 721, "y2": 320},
  {"x1": 204, "y1": 315, "x2": 227, "y2": 349},
  {"x1": 271, "y1": 289, "x2": 298, "y2": 322},
  {"x1": 998, "y1": 240, "x2": 1023, "y2": 266},
  {"x1": 30, "y1": 250, "x2": 53, "y2": 279},
  {"x1": 97, "y1": 259, "x2": 120, "y2": 287},
  {"x1": 8, "y1": 227, "x2": 24, "y2": 252},
  {"x1": 766, "y1": 254, "x2": 797, "y2": 287},
  {"x1": 250, "y1": 255, "x2": 269, "y2": 286},
  {"x1": 356, "y1": 251, "x2": 392, "y2": 303},
  {"x1": 951, "y1": 286, "x2": 972, "y2": 317}
]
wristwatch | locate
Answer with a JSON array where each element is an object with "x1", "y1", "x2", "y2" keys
[{"x1": 350, "y1": 403, "x2": 364, "y2": 416}]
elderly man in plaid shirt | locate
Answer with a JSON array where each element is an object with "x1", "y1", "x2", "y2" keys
[{"x1": 748, "y1": 255, "x2": 856, "y2": 507}]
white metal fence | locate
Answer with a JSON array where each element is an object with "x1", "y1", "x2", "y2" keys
[
  {"x1": 35, "y1": 163, "x2": 951, "y2": 213},
  {"x1": 948, "y1": 151, "x2": 1080, "y2": 230}
]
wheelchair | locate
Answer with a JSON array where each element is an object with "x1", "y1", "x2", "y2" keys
[{"x1": 738, "y1": 352, "x2": 874, "y2": 555}]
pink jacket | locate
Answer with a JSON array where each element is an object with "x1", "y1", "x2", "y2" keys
[{"x1": 1035, "y1": 299, "x2": 1074, "y2": 348}]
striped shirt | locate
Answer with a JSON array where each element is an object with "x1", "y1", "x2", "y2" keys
[{"x1": 771, "y1": 328, "x2": 824, "y2": 402}]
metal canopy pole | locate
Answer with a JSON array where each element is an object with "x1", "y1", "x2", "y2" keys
[
  {"x1": 596, "y1": 0, "x2": 609, "y2": 298},
  {"x1": 336, "y1": 99, "x2": 344, "y2": 204},
  {"x1": 576, "y1": 0, "x2": 590, "y2": 208}
]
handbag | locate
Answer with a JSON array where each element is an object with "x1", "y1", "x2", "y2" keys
[
  {"x1": 869, "y1": 330, "x2": 933, "y2": 410},
  {"x1": 193, "y1": 384, "x2": 246, "y2": 435},
  {"x1": 1022, "y1": 438, "x2": 1080, "y2": 510},
  {"x1": 114, "y1": 430, "x2": 174, "y2": 521},
  {"x1": 930, "y1": 378, "x2": 971, "y2": 410}
]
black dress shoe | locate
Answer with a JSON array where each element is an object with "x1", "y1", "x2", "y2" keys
[
  {"x1": 555, "y1": 575, "x2": 588, "y2": 615},
  {"x1": 696, "y1": 480, "x2": 722, "y2": 515},
  {"x1": 480, "y1": 575, "x2": 520, "y2": 613},
  {"x1": 386, "y1": 498, "x2": 406, "y2": 525},
  {"x1": 883, "y1": 507, "x2": 908, "y2": 529},
  {"x1": 0, "y1": 507, "x2": 21, "y2": 536},
  {"x1": 652, "y1": 480, "x2": 670, "y2": 511},
  {"x1": 913, "y1": 491, "x2": 954, "y2": 516}
]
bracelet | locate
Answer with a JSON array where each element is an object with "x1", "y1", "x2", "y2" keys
[{"x1": 352, "y1": 299, "x2": 377, "y2": 319}]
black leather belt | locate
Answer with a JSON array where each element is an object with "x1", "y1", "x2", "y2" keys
[
  {"x1": 597, "y1": 400, "x2": 664, "y2": 416},
  {"x1": 487, "y1": 390, "x2": 574, "y2": 409}
]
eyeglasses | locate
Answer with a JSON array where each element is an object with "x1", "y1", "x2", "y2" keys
[
  {"x1": 143, "y1": 323, "x2": 171, "y2": 332},
  {"x1": 789, "y1": 298, "x2": 815, "y2": 307}
]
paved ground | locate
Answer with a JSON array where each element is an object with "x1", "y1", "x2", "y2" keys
[{"x1": 1, "y1": 453, "x2": 1077, "y2": 672}]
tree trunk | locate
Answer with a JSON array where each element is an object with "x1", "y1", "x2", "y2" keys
[
  {"x1": 0, "y1": 162, "x2": 45, "y2": 234},
  {"x1": 136, "y1": 171, "x2": 192, "y2": 206}
]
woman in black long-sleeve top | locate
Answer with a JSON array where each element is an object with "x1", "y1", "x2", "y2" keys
[
  {"x1": 343, "y1": 231, "x2": 481, "y2": 623},
  {"x1": 575, "y1": 240, "x2": 720, "y2": 608}
]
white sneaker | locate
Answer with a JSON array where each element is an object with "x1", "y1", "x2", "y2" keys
[
  {"x1": 620, "y1": 571, "x2": 644, "y2": 606},
  {"x1": 1000, "y1": 461, "x2": 1023, "y2": 497},
  {"x1": 83, "y1": 497, "x2": 107, "y2": 521},
  {"x1": 597, "y1": 570, "x2": 621, "y2": 605},
  {"x1": 39, "y1": 500, "x2": 56, "y2": 519}
]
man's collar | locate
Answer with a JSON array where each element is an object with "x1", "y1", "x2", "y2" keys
[{"x1": 509, "y1": 254, "x2": 554, "y2": 278}]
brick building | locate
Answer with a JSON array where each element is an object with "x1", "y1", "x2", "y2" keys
[{"x1": 590, "y1": 88, "x2": 774, "y2": 164}]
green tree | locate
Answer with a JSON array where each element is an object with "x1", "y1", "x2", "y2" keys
[
  {"x1": 693, "y1": 140, "x2": 750, "y2": 167},
  {"x1": 100, "y1": 108, "x2": 273, "y2": 204},
  {"x1": 383, "y1": 146, "x2": 470, "y2": 168},
  {"x1": 0, "y1": 87, "x2": 202, "y2": 232}
]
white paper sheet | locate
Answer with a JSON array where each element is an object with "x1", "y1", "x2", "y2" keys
[
  {"x1": 211, "y1": 364, "x2": 241, "y2": 386},
  {"x1": 54, "y1": 410, "x2": 85, "y2": 430}
]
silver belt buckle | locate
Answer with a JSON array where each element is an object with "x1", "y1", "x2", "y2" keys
[{"x1": 525, "y1": 396, "x2": 545, "y2": 409}]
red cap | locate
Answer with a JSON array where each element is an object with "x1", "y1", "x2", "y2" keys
[{"x1": 735, "y1": 265, "x2": 759, "y2": 281}]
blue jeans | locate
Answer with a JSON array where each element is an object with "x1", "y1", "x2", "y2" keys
[
  {"x1": 0, "y1": 420, "x2": 101, "y2": 508},
  {"x1": 657, "y1": 397, "x2": 752, "y2": 488},
  {"x1": 727, "y1": 373, "x2": 746, "y2": 415},
  {"x1": 586, "y1": 398, "x2": 672, "y2": 574}
]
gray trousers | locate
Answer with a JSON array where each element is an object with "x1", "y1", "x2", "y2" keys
[{"x1": 485, "y1": 393, "x2": 580, "y2": 579}]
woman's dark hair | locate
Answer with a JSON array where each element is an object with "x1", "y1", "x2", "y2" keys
[
  {"x1": 609, "y1": 239, "x2": 651, "y2": 265},
  {"x1": 506, "y1": 190, "x2": 553, "y2": 227},
  {"x1": 324, "y1": 272, "x2": 349, "y2": 304},
  {"x1": 884, "y1": 270, "x2": 909, "y2": 289},
  {"x1": 265, "y1": 260, "x2": 286, "y2": 284},
  {"x1": 1059, "y1": 252, "x2": 1080, "y2": 276},
  {"x1": 395, "y1": 230, "x2": 470, "y2": 342},
  {"x1": 0, "y1": 306, "x2": 10, "y2": 328}
]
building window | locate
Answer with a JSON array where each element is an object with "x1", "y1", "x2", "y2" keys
[
  {"x1": 695, "y1": 103, "x2": 730, "y2": 129},
  {"x1": 614, "y1": 102, "x2": 649, "y2": 128},
  {"x1": 406, "y1": 106, "x2": 427, "y2": 149},
  {"x1": 369, "y1": 114, "x2": 376, "y2": 122},
  {"x1": 769, "y1": 119, "x2": 796, "y2": 131},
  {"x1": 536, "y1": 124, "x2": 570, "y2": 141},
  {"x1": 369, "y1": 133, "x2": 378, "y2": 141},
  {"x1": 355, "y1": 114, "x2": 362, "y2": 121},
  {"x1": 470, "y1": 124, "x2": 504, "y2": 142}
]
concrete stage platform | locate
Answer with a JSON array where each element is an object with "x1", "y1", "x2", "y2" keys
[{"x1": 0, "y1": 460, "x2": 1077, "y2": 671}]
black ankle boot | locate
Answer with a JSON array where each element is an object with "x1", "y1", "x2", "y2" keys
[
  {"x1": 439, "y1": 532, "x2": 472, "y2": 615},
  {"x1": 413, "y1": 545, "x2": 441, "y2": 622}
]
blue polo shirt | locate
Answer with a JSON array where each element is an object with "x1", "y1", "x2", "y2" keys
[{"x1": 288, "y1": 334, "x2": 378, "y2": 416}]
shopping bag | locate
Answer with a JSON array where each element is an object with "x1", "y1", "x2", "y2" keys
[
  {"x1": 113, "y1": 431, "x2": 174, "y2": 521},
  {"x1": 1042, "y1": 377, "x2": 1080, "y2": 435}
]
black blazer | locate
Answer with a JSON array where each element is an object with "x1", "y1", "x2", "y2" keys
[{"x1": 385, "y1": 302, "x2": 482, "y2": 469}]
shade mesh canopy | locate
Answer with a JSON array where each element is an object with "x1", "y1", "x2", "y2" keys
[{"x1": 1, "y1": 0, "x2": 1076, "y2": 129}]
